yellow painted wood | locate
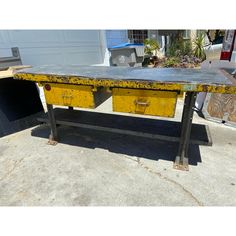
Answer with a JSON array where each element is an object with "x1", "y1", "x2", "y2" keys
[
  {"x1": 14, "y1": 73, "x2": 236, "y2": 94},
  {"x1": 112, "y1": 88, "x2": 178, "y2": 117},
  {"x1": 43, "y1": 83, "x2": 95, "y2": 108}
]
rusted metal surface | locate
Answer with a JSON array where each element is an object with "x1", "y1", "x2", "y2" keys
[
  {"x1": 14, "y1": 65, "x2": 236, "y2": 94},
  {"x1": 47, "y1": 137, "x2": 58, "y2": 146}
]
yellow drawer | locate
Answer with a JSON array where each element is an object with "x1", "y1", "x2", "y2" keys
[
  {"x1": 112, "y1": 88, "x2": 177, "y2": 117},
  {"x1": 43, "y1": 83, "x2": 110, "y2": 108}
]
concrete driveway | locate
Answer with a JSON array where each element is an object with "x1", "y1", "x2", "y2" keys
[{"x1": 0, "y1": 98, "x2": 235, "y2": 206}]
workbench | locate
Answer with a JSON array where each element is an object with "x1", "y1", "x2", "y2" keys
[{"x1": 14, "y1": 65, "x2": 236, "y2": 170}]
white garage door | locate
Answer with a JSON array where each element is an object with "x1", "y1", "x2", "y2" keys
[{"x1": 0, "y1": 30, "x2": 107, "y2": 66}]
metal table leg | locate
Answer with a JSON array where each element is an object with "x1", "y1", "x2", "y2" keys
[
  {"x1": 46, "y1": 104, "x2": 58, "y2": 145},
  {"x1": 174, "y1": 91, "x2": 197, "y2": 171}
]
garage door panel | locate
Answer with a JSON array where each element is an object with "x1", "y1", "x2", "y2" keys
[
  {"x1": 0, "y1": 30, "x2": 104, "y2": 66},
  {"x1": 20, "y1": 52, "x2": 63, "y2": 65},
  {"x1": 63, "y1": 30, "x2": 100, "y2": 43},
  {"x1": 8, "y1": 30, "x2": 63, "y2": 43},
  {"x1": 20, "y1": 48, "x2": 102, "y2": 65},
  {"x1": 63, "y1": 51, "x2": 103, "y2": 65}
]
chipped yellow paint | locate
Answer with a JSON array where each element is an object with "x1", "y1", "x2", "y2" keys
[
  {"x1": 14, "y1": 73, "x2": 236, "y2": 94},
  {"x1": 43, "y1": 83, "x2": 95, "y2": 108},
  {"x1": 112, "y1": 88, "x2": 178, "y2": 117}
]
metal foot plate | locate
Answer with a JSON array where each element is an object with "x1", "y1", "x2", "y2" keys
[
  {"x1": 47, "y1": 139, "x2": 58, "y2": 145},
  {"x1": 47, "y1": 134, "x2": 58, "y2": 145},
  {"x1": 173, "y1": 156, "x2": 189, "y2": 171}
]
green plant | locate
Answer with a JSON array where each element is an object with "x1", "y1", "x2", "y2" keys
[
  {"x1": 193, "y1": 33, "x2": 206, "y2": 60},
  {"x1": 182, "y1": 39, "x2": 192, "y2": 56},
  {"x1": 167, "y1": 31, "x2": 183, "y2": 57},
  {"x1": 167, "y1": 41, "x2": 180, "y2": 57},
  {"x1": 144, "y1": 38, "x2": 160, "y2": 55},
  {"x1": 167, "y1": 38, "x2": 192, "y2": 57},
  {"x1": 163, "y1": 57, "x2": 180, "y2": 67}
]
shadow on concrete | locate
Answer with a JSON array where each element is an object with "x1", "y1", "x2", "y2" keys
[{"x1": 32, "y1": 122, "x2": 202, "y2": 166}]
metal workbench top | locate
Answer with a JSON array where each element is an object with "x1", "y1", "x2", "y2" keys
[{"x1": 14, "y1": 65, "x2": 236, "y2": 94}]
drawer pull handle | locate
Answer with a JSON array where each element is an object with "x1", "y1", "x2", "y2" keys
[
  {"x1": 62, "y1": 94, "x2": 73, "y2": 106},
  {"x1": 62, "y1": 95, "x2": 73, "y2": 99},
  {"x1": 134, "y1": 100, "x2": 150, "y2": 106}
]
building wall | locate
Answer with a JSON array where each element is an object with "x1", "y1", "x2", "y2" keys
[
  {"x1": 105, "y1": 30, "x2": 128, "y2": 48},
  {"x1": 0, "y1": 30, "x2": 106, "y2": 66}
]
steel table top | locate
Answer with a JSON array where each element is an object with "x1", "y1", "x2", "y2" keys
[{"x1": 14, "y1": 65, "x2": 236, "y2": 94}]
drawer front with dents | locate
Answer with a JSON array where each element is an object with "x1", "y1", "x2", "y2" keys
[
  {"x1": 112, "y1": 88, "x2": 177, "y2": 117},
  {"x1": 43, "y1": 83, "x2": 110, "y2": 108}
]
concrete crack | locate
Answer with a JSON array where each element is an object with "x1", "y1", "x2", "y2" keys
[
  {"x1": 133, "y1": 157, "x2": 204, "y2": 206},
  {"x1": 0, "y1": 158, "x2": 24, "y2": 182}
]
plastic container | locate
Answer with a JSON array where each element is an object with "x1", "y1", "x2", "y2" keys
[{"x1": 109, "y1": 43, "x2": 144, "y2": 67}]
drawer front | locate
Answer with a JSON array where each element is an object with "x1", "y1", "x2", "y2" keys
[
  {"x1": 112, "y1": 88, "x2": 177, "y2": 117},
  {"x1": 43, "y1": 83, "x2": 95, "y2": 108}
]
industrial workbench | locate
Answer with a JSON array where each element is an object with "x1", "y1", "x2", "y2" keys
[{"x1": 14, "y1": 65, "x2": 236, "y2": 170}]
